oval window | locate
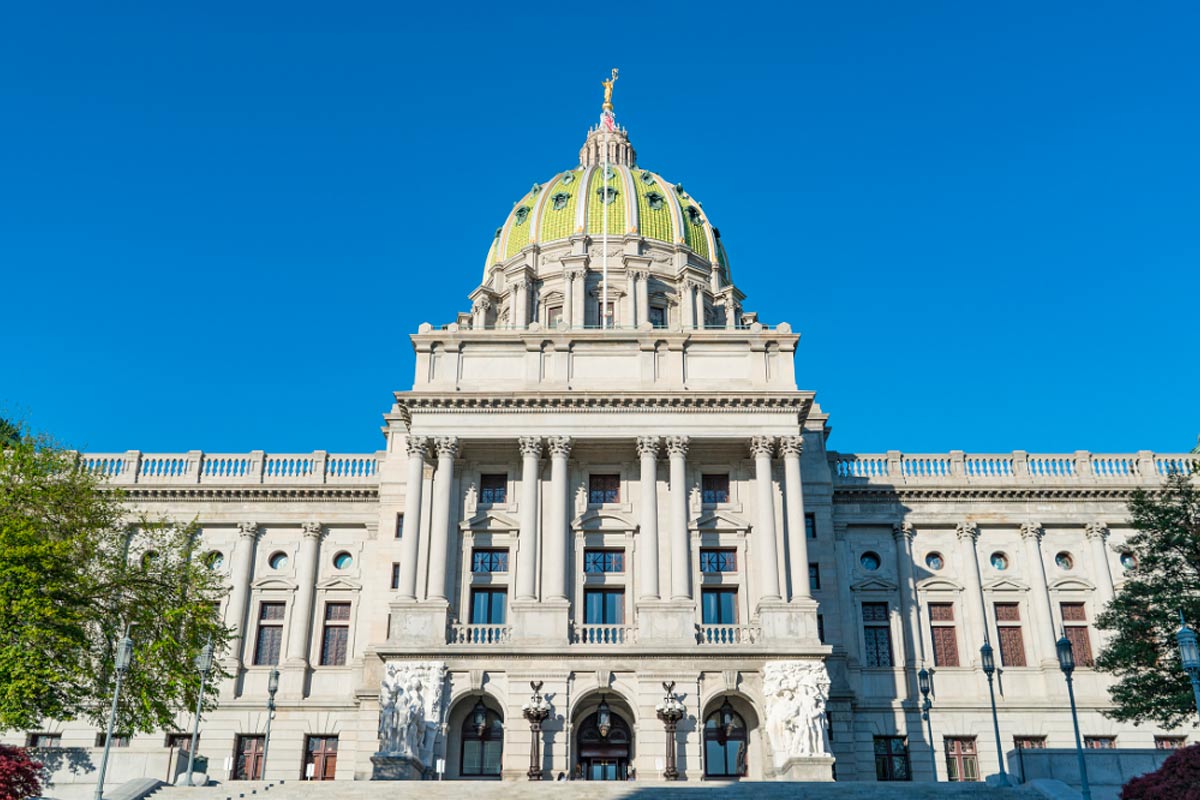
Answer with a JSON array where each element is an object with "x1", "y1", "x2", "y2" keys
[
  {"x1": 990, "y1": 552, "x2": 1009, "y2": 570},
  {"x1": 269, "y1": 551, "x2": 289, "y2": 570},
  {"x1": 1119, "y1": 551, "x2": 1137, "y2": 571},
  {"x1": 204, "y1": 551, "x2": 224, "y2": 570},
  {"x1": 1055, "y1": 552, "x2": 1074, "y2": 570},
  {"x1": 860, "y1": 551, "x2": 881, "y2": 571},
  {"x1": 925, "y1": 552, "x2": 944, "y2": 571},
  {"x1": 333, "y1": 551, "x2": 353, "y2": 570}
]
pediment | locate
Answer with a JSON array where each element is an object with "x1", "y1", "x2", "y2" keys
[
  {"x1": 573, "y1": 509, "x2": 637, "y2": 531},
  {"x1": 851, "y1": 577, "x2": 898, "y2": 593},
  {"x1": 917, "y1": 576, "x2": 965, "y2": 593},
  {"x1": 462, "y1": 509, "x2": 519, "y2": 531},
  {"x1": 692, "y1": 509, "x2": 751, "y2": 531},
  {"x1": 1049, "y1": 576, "x2": 1095, "y2": 592},
  {"x1": 983, "y1": 577, "x2": 1029, "y2": 593},
  {"x1": 316, "y1": 576, "x2": 362, "y2": 591},
  {"x1": 251, "y1": 576, "x2": 297, "y2": 591}
]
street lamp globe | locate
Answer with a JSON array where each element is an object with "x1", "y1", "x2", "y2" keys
[
  {"x1": 471, "y1": 698, "x2": 489, "y2": 738},
  {"x1": 918, "y1": 667, "x2": 931, "y2": 697},
  {"x1": 1177, "y1": 618, "x2": 1200, "y2": 672},
  {"x1": 596, "y1": 694, "x2": 612, "y2": 739},
  {"x1": 115, "y1": 636, "x2": 135, "y2": 672},
  {"x1": 980, "y1": 641, "x2": 995, "y2": 677},
  {"x1": 194, "y1": 642, "x2": 214, "y2": 674},
  {"x1": 1056, "y1": 633, "x2": 1076, "y2": 675},
  {"x1": 267, "y1": 668, "x2": 281, "y2": 698}
]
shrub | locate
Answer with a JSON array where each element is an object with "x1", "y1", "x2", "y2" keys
[
  {"x1": 0, "y1": 745, "x2": 43, "y2": 800},
  {"x1": 1121, "y1": 742, "x2": 1200, "y2": 800}
]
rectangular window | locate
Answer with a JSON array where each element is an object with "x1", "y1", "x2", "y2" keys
[
  {"x1": 253, "y1": 601, "x2": 286, "y2": 666},
  {"x1": 700, "y1": 548, "x2": 737, "y2": 573},
  {"x1": 478, "y1": 473, "x2": 507, "y2": 504},
  {"x1": 95, "y1": 732, "x2": 130, "y2": 748},
  {"x1": 701, "y1": 473, "x2": 730, "y2": 503},
  {"x1": 27, "y1": 733, "x2": 61, "y2": 748},
  {"x1": 546, "y1": 306, "x2": 563, "y2": 328},
  {"x1": 471, "y1": 548, "x2": 509, "y2": 573},
  {"x1": 588, "y1": 474, "x2": 620, "y2": 503},
  {"x1": 874, "y1": 736, "x2": 911, "y2": 781},
  {"x1": 649, "y1": 306, "x2": 667, "y2": 328},
  {"x1": 1155, "y1": 736, "x2": 1188, "y2": 750},
  {"x1": 1061, "y1": 603, "x2": 1094, "y2": 667},
  {"x1": 395, "y1": 513, "x2": 403, "y2": 539},
  {"x1": 809, "y1": 563, "x2": 821, "y2": 591},
  {"x1": 701, "y1": 588, "x2": 738, "y2": 625},
  {"x1": 319, "y1": 602, "x2": 351, "y2": 666},
  {"x1": 806, "y1": 512, "x2": 817, "y2": 539},
  {"x1": 862, "y1": 602, "x2": 893, "y2": 668},
  {"x1": 583, "y1": 549, "x2": 624, "y2": 574},
  {"x1": 165, "y1": 733, "x2": 194, "y2": 751},
  {"x1": 583, "y1": 589, "x2": 625, "y2": 624},
  {"x1": 817, "y1": 614, "x2": 826, "y2": 643},
  {"x1": 304, "y1": 735, "x2": 339, "y2": 781},
  {"x1": 234, "y1": 734, "x2": 266, "y2": 780},
  {"x1": 929, "y1": 603, "x2": 960, "y2": 667},
  {"x1": 994, "y1": 603, "x2": 1026, "y2": 667},
  {"x1": 945, "y1": 737, "x2": 979, "y2": 782},
  {"x1": 597, "y1": 301, "x2": 615, "y2": 328},
  {"x1": 1014, "y1": 736, "x2": 1046, "y2": 750},
  {"x1": 390, "y1": 562, "x2": 400, "y2": 590},
  {"x1": 469, "y1": 589, "x2": 507, "y2": 625},
  {"x1": 1084, "y1": 737, "x2": 1116, "y2": 749}
]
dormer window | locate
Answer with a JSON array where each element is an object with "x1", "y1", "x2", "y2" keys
[
  {"x1": 685, "y1": 205, "x2": 703, "y2": 226},
  {"x1": 551, "y1": 192, "x2": 570, "y2": 210},
  {"x1": 646, "y1": 191, "x2": 665, "y2": 211},
  {"x1": 513, "y1": 206, "x2": 531, "y2": 225},
  {"x1": 596, "y1": 186, "x2": 619, "y2": 205}
]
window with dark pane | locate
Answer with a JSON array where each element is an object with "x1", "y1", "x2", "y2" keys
[
  {"x1": 817, "y1": 614, "x2": 825, "y2": 643},
  {"x1": 945, "y1": 737, "x2": 978, "y2": 782},
  {"x1": 471, "y1": 548, "x2": 509, "y2": 573},
  {"x1": 1084, "y1": 737, "x2": 1115, "y2": 749},
  {"x1": 701, "y1": 473, "x2": 730, "y2": 503},
  {"x1": 253, "y1": 601, "x2": 285, "y2": 666},
  {"x1": 1061, "y1": 602, "x2": 1093, "y2": 667},
  {"x1": 700, "y1": 548, "x2": 737, "y2": 573},
  {"x1": 460, "y1": 706, "x2": 503, "y2": 777},
  {"x1": 588, "y1": 474, "x2": 620, "y2": 503},
  {"x1": 809, "y1": 563, "x2": 821, "y2": 591},
  {"x1": 649, "y1": 306, "x2": 667, "y2": 328},
  {"x1": 702, "y1": 589, "x2": 738, "y2": 625},
  {"x1": 805, "y1": 512, "x2": 817, "y2": 539},
  {"x1": 929, "y1": 602, "x2": 959, "y2": 667},
  {"x1": 320, "y1": 602, "x2": 351, "y2": 666},
  {"x1": 862, "y1": 602, "x2": 893, "y2": 667},
  {"x1": 994, "y1": 602, "x2": 1026, "y2": 667},
  {"x1": 390, "y1": 562, "x2": 400, "y2": 590},
  {"x1": 583, "y1": 589, "x2": 625, "y2": 624},
  {"x1": 479, "y1": 474, "x2": 507, "y2": 504},
  {"x1": 874, "y1": 736, "x2": 910, "y2": 781},
  {"x1": 470, "y1": 589, "x2": 507, "y2": 624},
  {"x1": 583, "y1": 549, "x2": 624, "y2": 574},
  {"x1": 395, "y1": 513, "x2": 404, "y2": 539},
  {"x1": 1014, "y1": 736, "x2": 1046, "y2": 750}
]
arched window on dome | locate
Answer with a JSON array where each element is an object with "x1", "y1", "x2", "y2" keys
[
  {"x1": 704, "y1": 700, "x2": 747, "y2": 778},
  {"x1": 460, "y1": 700, "x2": 503, "y2": 779}
]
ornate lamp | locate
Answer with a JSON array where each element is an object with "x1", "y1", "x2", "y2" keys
[
  {"x1": 95, "y1": 631, "x2": 135, "y2": 800},
  {"x1": 184, "y1": 639, "x2": 215, "y2": 785},
  {"x1": 978, "y1": 640, "x2": 1009, "y2": 784},
  {"x1": 918, "y1": 667, "x2": 937, "y2": 781},
  {"x1": 719, "y1": 696, "x2": 736, "y2": 740},
  {"x1": 1056, "y1": 632, "x2": 1092, "y2": 800},
  {"x1": 596, "y1": 694, "x2": 612, "y2": 739},
  {"x1": 1175, "y1": 611, "x2": 1200, "y2": 723},
  {"x1": 261, "y1": 668, "x2": 280, "y2": 780},
  {"x1": 471, "y1": 697, "x2": 490, "y2": 738},
  {"x1": 521, "y1": 681, "x2": 551, "y2": 781},
  {"x1": 654, "y1": 682, "x2": 686, "y2": 781}
]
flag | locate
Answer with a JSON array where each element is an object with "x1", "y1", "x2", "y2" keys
[{"x1": 602, "y1": 112, "x2": 616, "y2": 132}]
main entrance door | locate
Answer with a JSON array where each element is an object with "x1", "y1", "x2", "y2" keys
[{"x1": 575, "y1": 708, "x2": 631, "y2": 781}]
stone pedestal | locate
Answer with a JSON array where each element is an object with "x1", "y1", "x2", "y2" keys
[
  {"x1": 636, "y1": 600, "x2": 698, "y2": 645},
  {"x1": 370, "y1": 753, "x2": 426, "y2": 780},
  {"x1": 387, "y1": 599, "x2": 449, "y2": 646},
  {"x1": 511, "y1": 599, "x2": 569, "y2": 645},
  {"x1": 759, "y1": 598, "x2": 822, "y2": 645},
  {"x1": 776, "y1": 755, "x2": 836, "y2": 781}
]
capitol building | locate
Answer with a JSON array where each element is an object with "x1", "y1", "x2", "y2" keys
[{"x1": 13, "y1": 86, "x2": 1197, "y2": 791}]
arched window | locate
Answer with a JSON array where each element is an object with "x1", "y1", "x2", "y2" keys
[
  {"x1": 704, "y1": 699, "x2": 747, "y2": 778},
  {"x1": 460, "y1": 700, "x2": 503, "y2": 778}
]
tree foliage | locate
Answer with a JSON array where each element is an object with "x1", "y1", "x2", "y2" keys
[
  {"x1": 1096, "y1": 472, "x2": 1200, "y2": 728},
  {"x1": 0, "y1": 745, "x2": 43, "y2": 800},
  {"x1": 1120, "y1": 743, "x2": 1200, "y2": 800},
  {"x1": 0, "y1": 421, "x2": 231, "y2": 733}
]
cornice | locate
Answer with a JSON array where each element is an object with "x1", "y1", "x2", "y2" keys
[{"x1": 395, "y1": 392, "x2": 814, "y2": 418}]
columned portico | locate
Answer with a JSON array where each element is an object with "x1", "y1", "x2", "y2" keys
[{"x1": 397, "y1": 436, "x2": 428, "y2": 601}]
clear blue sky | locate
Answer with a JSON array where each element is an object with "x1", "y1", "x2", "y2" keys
[{"x1": 3, "y1": 2, "x2": 1197, "y2": 455}]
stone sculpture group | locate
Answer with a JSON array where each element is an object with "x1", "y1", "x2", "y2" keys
[
  {"x1": 763, "y1": 660, "x2": 832, "y2": 766},
  {"x1": 377, "y1": 660, "x2": 446, "y2": 769}
]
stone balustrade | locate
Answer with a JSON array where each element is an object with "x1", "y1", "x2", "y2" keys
[
  {"x1": 829, "y1": 450, "x2": 1198, "y2": 485},
  {"x1": 571, "y1": 623, "x2": 637, "y2": 645},
  {"x1": 448, "y1": 623, "x2": 512, "y2": 645},
  {"x1": 80, "y1": 450, "x2": 382, "y2": 486}
]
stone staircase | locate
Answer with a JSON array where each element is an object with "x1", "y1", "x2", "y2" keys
[{"x1": 147, "y1": 779, "x2": 1046, "y2": 800}]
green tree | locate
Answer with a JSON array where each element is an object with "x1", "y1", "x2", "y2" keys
[
  {"x1": 0, "y1": 420, "x2": 231, "y2": 733},
  {"x1": 1096, "y1": 472, "x2": 1200, "y2": 728}
]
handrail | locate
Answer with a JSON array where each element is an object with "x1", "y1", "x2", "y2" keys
[
  {"x1": 80, "y1": 451, "x2": 382, "y2": 486},
  {"x1": 829, "y1": 451, "x2": 1198, "y2": 485}
]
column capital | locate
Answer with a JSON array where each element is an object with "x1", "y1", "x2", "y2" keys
[
  {"x1": 237, "y1": 521, "x2": 260, "y2": 539},
  {"x1": 406, "y1": 435, "x2": 429, "y2": 458},
  {"x1": 955, "y1": 521, "x2": 979, "y2": 542},
  {"x1": 892, "y1": 521, "x2": 915, "y2": 541},
  {"x1": 636, "y1": 436, "x2": 661, "y2": 458},
  {"x1": 301, "y1": 521, "x2": 323, "y2": 539},
  {"x1": 628, "y1": 268, "x2": 648, "y2": 281},
  {"x1": 665, "y1": 435, "x2": 689, "y2": 458},
  {"x1": 778, "y1": 435, "x2": 804, "y2": 457},
  {"x1": 565, "y1": 267, "x2": 585, "y2": 281},
  {"x1": 1084, "y1": 521, "x2": 1109, "y2": 541},
  {"x1": 434, "y1": 436, "x2": 460, "y2": 459},
  {"x1": 518, "y1": 436, "x2": 543, "y2": 458},
  {"x1": 547, "y1": 436, "x2": 573, "y2": 458},
  {"x1": 1019, "y1": 521, "x2": 1044, "y2": 541},
  {"x1": 472, "y1": 297, "x2": 492, "y2": 313},
  {"x1": 749, "y1": 435, "x2": 776, "y2": 458}
]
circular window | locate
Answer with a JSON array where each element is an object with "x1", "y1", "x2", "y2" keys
[
  {"x1": 1055, "y1": 552, "x2": 1074, "y2": 570},
  {"x1": 140, "y1": 551, "x2": 159, "y2": 569},
  {"x1": 860, "y1": 551, "x2": 881, "y2": 571},
  {"x1": 925, "y1": 552, "x2": 945, "y2": 571},
  {"x1": 204, "y1": 551, "x2": 225, "y2": 570},
  {"x1": 1119, "y1": 551, "x2": 1137, "y2": 571},
  {"x1": 333, "y1": 551, "x2": 353, "y2": 570},
  {"x1": 990, "y1": 552, "x2": 1009, "y2": 570},
  {"x1": 268, "y1": 551, "x2": 289, "y2": 570}
]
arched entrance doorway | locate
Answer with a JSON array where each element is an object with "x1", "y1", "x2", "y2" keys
[
  {"x1": 574, "y1": 694, "x2": 633, "y2": 781},
  {"x1": 447, "y1": 694, "x2": 504, "y2": 780},
  {"x1": 701, "y1": 694, "x2": 762, "y2": 780}
]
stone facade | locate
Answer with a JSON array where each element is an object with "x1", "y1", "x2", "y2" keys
[{"x1": 9, "y1": 109, "x2": 1197, "y2": 791}]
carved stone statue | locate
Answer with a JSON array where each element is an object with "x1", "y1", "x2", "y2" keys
[
  {"x1": 763, "y1": 660, "x2": 832, "y2": 766},
  {"x1": 377, "y1": 660, "x2": 446, "y2": 769}
]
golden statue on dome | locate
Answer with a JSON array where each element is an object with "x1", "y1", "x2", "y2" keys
[{"x1": 601, "y1": 68, "x2": 619, "y2": 110}]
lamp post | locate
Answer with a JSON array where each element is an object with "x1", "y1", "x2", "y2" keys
[
  {"x1": 979, "y1": 641, "x2": 1011, "y2": 785},
  {"x1": 94, "y1": 633, "x2": 135, "y2": 800},
  {"x1": 1056, "y1": 632, "x2": 1092, "y2": 800},
  {"x1": 1175, "y1": 611, "x2": 1200, "y2": 723},
  {"x1": 471, "y1": 697, "x2": 489, "y2": 738},
  {"x1": 918, "y1": 667, "x2": 937, "y2": 781},
  {"x1": 260, "y1": 668, "x2": 279, "y2": 781},
  {"x1": 183, "y1": 640, "x2": 214, "y2": 786},
  {"x1": 655, "y1": 682, "x2": 685, "y2": 781},
  {"x1": 521, "y1": 681, "x2": 551, "y2": 781}
]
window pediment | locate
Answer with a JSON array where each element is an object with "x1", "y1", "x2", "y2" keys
[
  {"x1": 982, "y1": 577, "x2": 1029, "y2": 593},
  {"x1": 462, "y1": 509, "x2": 520, "y2": 531},
  {"x1": 316, "y1": 576, "x2": 361, "y2": 591},
  {"x1": 573, "y1": 508, "x2": 636, "y2": 532},
  {"x1": 851, "y1": 577, "x2": 898, "y2": 593},
  {"x1": 1049, "y1": 576, "x2": 1095, "y2": 592},
  {"x1": 917, "y1": 577, "x2": 965, "y2": 593},
  {"x1": 693, "y1": 510, "x2": 750, "y2": 532},
  {"x1": 250, "y1": 576, "x2": 297, "y2": 591}
]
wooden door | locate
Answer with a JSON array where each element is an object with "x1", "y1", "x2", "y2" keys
[
  {"x1": 234, "y1": 735, "x2": 265, "y2": 780},
  {"x1": 304, "y1": 736, "x2": 338, "y2": 781}
]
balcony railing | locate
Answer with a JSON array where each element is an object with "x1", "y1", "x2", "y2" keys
[
  {"x1": 699, "y1": 624, "x2": 761, "y2": 645},
  {"x1": 80, "y1": 451, "x2": 382, "y2": 486},
  {"x1": 830, "y1": 451, "x2": 1198, "y2": 486},
  {"x1": 448, "y1": 623, "x2": 512, "y2": 645},
  {"x1": 571, "y1": 624, "x2": 636, "y2": 645}
]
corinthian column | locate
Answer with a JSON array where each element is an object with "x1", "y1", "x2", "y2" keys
[
  {"x1": 1085, "y1": 522, "x2": 1115, "y2": 608},
  {"x1": 426, "y1": 437, "x2": 459, "y2": 602},
  {"x1": 285, "y1": 522, "x2": 322, "y2": 666},
  {"x1": 543, "y1": 437, "x2": 572, "y2": 601},
  {"x1": 516, "y1": 437, "x2": 543, "y2": 600},
  {"x1": 750, "y1": 436, "x2": 783, "y2": 602},
  {"x1": 957, "y1": 522, "x2": 988, "y2": 660},
  {"x1": 893, "y1": 522, "x2": 918, "y2": 670},
  {"x1": 1021, "y1": 522, "x2": 1057, "y2": 662},
  {"x1": 779, "y1": 435, "x2": 811, "y2": 601},
  {"x1": 637, "y1": 436, "x2": 661, "y2": 600},
  {"x1": 225, "y1": 521, "x2": 259, "y2": 672},
  {"x1": 397, "y1": 436, "x2": 428, "y2": 600},
  {"x1": 665, "y1": 436, "x2": 691, "y2": 600}
]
